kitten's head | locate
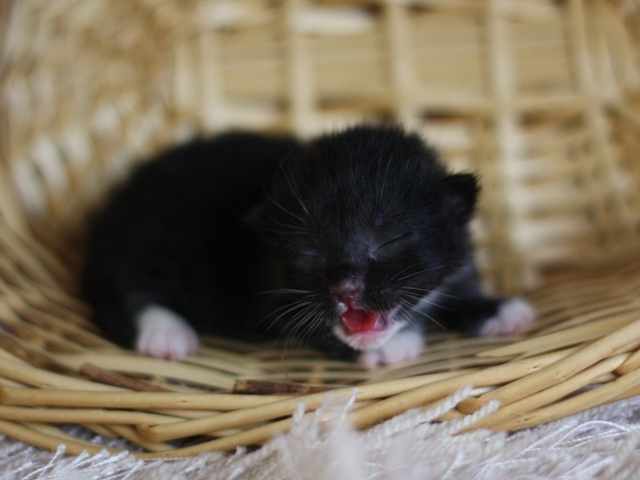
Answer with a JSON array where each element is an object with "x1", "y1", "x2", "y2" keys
[{"x1": 261, "y1": 125, "x2": 479, "y2": 351}]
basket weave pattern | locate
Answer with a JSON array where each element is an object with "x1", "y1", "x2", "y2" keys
[{"x1": 0, "y1": 0, "x2": 640, "y2": 457}]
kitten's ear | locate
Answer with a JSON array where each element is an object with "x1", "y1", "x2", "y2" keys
[{"x1": 443, "y1": 173, "x2": 480, "y2": 219}]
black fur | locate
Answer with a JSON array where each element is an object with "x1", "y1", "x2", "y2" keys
[
  {"x1": 81, "y1": 133, "x2": 300, "y2": 345},
  {"x1": 81, "y1": 125, "x2": 503, "y2": 356}
]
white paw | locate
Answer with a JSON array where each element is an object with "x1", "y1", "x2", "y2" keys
[
  {"x1": 479, "y1": 298, "x2": 536, "y2": 337},
  {"x1": 135, "y1": 305, "x2": 199, "y2": 359},
  {"x1": 357, "y1": 329, "x2": 424, "y2": 368}
]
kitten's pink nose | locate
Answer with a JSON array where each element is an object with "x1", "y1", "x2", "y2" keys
[{"x1": 329, "y1": 282, "x2": 362, "y2": 304}]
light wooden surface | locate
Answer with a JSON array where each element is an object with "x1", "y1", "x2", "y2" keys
[{"x1": 0, "y1": 0, "x2": 639, "y2": 457}]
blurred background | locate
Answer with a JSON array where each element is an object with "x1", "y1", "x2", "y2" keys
[{"x1": 1, "y1": 0, "x2": 640, "y2": 294}]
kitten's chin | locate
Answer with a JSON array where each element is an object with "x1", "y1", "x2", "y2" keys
[{"x1": 332, "y1": 308, "x2": 406, "y2": 351}]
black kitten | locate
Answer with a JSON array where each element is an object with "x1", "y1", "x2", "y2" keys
[{"x1": 81, "y1": 125, "x2": 535, "y2": 366}]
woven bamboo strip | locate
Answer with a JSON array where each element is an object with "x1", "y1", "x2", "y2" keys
[
  {"x1": 259, "y1": 357, "x2": 369, "y2": 371},
  {"x1": 106, "y1": 425, "x2": 174, "y2": 453},
  {"x1": 369, "y1": 356, "x2": 507, "y2": 382},
  {"x1": 348, "y1": 348, "x2": 579, "y2": 429},
  {"x1": 136, "y1": 398, "x2": 378, "y2": 459},
  {"x1": 0, "y1": 388, "x2": 284, "y2": 411},
  {"x1": 0, "y1": 406, "x2": 181, "y2": 426},
  {"x1": 0, "y1": 357, "x2": 126, "y2": 391},
  {"x1": 458, "y1": 353, "x2": 631, "y2": 432},
  {"x1": 0, "y1": 318, "x2": 86, "y2": 354},
  {"x1": 135, "y1": 411, "x2": 320, "y2": 459},
  {"x1": 79, "y1": 363, "x2": 171, "y2": 393},
  {"x1": 458, "y1": 318, "x2": 640, "y2": 413},
  {"x1": 494, "y1": 366, "x2": 640, "y2": 431},
  {"x1": 82, "y1": 423, "x2": 120, "y2": 440},
  {"x1": 0, "y1": 329, "x2": 77, "y2": 373},
  {"x1": 55, "y1": 353, "x2": 238, "y2": 390},
  {"x1": 33, "y1": 288, "x2": 95, "y2": 327},
  {"x1": 182, "y1": 356, "x2": 263, "y2": 376},
  {"x1": 569, "y1": 0, "x2": 636, "y2": 241},
  {"x1": 0, "y1": 358, "x2": 216, "y2": 424},
  {"x1": 536, "y1": 295, "x2": 640, "y2": 334},
  {"x1": 0, "y1": 227, "x2": 63, "y2": 288},
  {"x1": 479, "y1": 311, "x2": 640, "y2": 358},
  {"x1": 360, "y1": 369, "x2": 466, "y2": 386},
  {"x1": 0, "y1": 419, "x2": 121, "y2": 457},
  {"x1": 7, "y1": 299, "x2": 114, "y2": 348},
  {"x1": 240, "y1": 371, "x2": 371, "y2": 383},
  {"x1": 532, "y1": 296, "x2": 640, "y2": 333},
  {"x1": 136, "y1": 388, "x2": 358, "y2": 442},
  {"x1": 616, "y1": 348, "x2": 640, "y2": 375}
]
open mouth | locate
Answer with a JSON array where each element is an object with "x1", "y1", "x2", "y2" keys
[
  {"x1": 340, "y1": 308, "x2": 387, "y2": 334},
  {"x1": 334, "y1": 305, "x2": 404, "y2": 350}
]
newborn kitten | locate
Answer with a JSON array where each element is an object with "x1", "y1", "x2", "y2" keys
[{"x1": 81, "y1": 125, "x2": 535, "y2": 366}]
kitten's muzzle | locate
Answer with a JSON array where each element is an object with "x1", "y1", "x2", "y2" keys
[
  {"x1": 328, "y1": 276, "x2": 399, "y2": 343},
  {"x1": 328, "y1": 279, "x2": 363, "y2": 305}
]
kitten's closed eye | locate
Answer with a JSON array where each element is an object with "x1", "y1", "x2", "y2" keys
[
  {"x1": 285, "y1": 244, "x2": 318, "y2": 257},
  {"x1": 373, "y1": 232, "x2": 413, "y2": 255}
]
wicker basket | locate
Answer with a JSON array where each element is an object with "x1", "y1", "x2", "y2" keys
[{"x1": 0, "y1": 0, "x2": 639, "y2": 458}]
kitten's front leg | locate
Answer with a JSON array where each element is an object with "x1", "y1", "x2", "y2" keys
[
  {"x1": 477, "y1": 297, "x2": 536, "y2": 337},
  {"x1": 357, "y1": 326, "x2": 424, "y2": 368},
  {"x1": 436, "y1": 264, "x2": 536, "y2": 337}
]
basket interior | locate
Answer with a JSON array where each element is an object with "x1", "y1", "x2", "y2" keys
[{"x1": 0, "y1": 0, "x2": 640, "y2": 457}]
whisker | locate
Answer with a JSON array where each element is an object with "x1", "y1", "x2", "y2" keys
[
  {"x1": 397, "y1": 298, "x2": 426, "y2": 317},
  {"x1": 382, "y1": 262, "x2": 423, "y2": 285},
  {"x1": 399, "y1": 299, "x2": 445, "y2": 330},
  {"x1": 377, "y1": 150, "x2": 395, "y2": 205},
  {"x1": 289, "y1": 302, "x2": 321, "y2": 332},
  {"x1": 264, "y1": 190, "x2": 306, "y2": 225},
  {"x1": 396, "y1": 304, "x2": 424, "y2": 333},
  {"x1": 263, "y1": 297, "x2": 315, "y2": 317},
  {"x1": 276, "y1": 305, "x2": 315, "y2": 349},
  {"x1": 263, "y1": 229, "x2": 307, "y2": 236},
  {"x1": 284, "y1": 166, "x2": 311, "y2": 218},
  {"x1": 399, "y1": 285, "x2": 461, "y2": 301},
  {"x1": 286, "y1": 306, "x2": 324, "y2": 349},
  {"x1": 384, "y1": 263, "x2": 446, "y2": 285},
  {"x1": 397, "y1": 288, "x2": 448, "y2": 310},
  {"x1": 298, "y1": 308, "x2": 326, "y2": 345},
  {"x1": 262, "y1": 213, "x2": 307, "y2": 232},
  {"x1": 260, "y1": 300, "x2": 314, "y2": 330},
  {"x1": 393, "y1": 265, "x2": 447, "y2": 283},
  {"x1": 257, "y1": 289, "x2": 316, "y2": 296}
]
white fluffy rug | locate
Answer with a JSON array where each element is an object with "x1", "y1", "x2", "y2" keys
[{"x1": 4, "y1": 387, "x2": 640, "y2": 480}]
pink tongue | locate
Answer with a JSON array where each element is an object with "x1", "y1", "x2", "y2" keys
[{"x1": 341, "y1": 309, "x2": 382, "y2": 334}]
